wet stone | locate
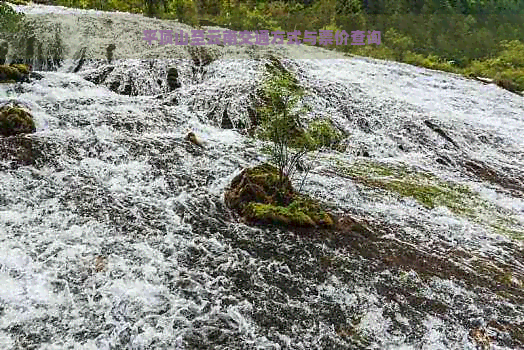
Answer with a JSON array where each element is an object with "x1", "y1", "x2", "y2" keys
[{"x1": 0, "y1": 102, "x2": 36, "y2": 137}]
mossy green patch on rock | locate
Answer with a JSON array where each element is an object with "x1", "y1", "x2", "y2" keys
[
  {"x1": 225, "y1": 163, "x2": 334, "y2": 228},
  {"x1": 330, "y1": 159, "x2": 524, "y2": 239},
  {"x1": 0, "y1": 103, "x2": 36, "y2": 137},
  {"x1": 9, "y1": 63, "x2": 31, "y2": 75},
  {"x1": 335, "y1": 160, "x2": 476, "y2": 214},
  {"x1": 243, "y1": 202, "x2": 316, "y2": 227},
  {"x1": 0, "y1": 64, "x2": 30, "y2": 83},
  {"x1": 243, "y1": 196, "x2": 334, "y2": 228},
  {"x1": 0, "y1": 65, "x2": 23, "y2": 81},
  {"x1": 225, "y1": 163, "x2": 294, "y2": 208}
]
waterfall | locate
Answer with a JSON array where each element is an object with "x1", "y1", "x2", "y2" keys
[{"x1": 0, "y1": 3, "x2": 523, "y2": 350}]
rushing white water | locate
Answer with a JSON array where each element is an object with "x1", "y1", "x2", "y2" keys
[{"x1": 1, "y1": 3, "x2": 523, "y2": 349}]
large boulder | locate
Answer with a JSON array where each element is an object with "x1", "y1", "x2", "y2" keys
[
  {"x1": 0, "y1": 135, "x2": 34, "y2": 168},
  {"x1": 0, "y1": 102, "x2": 36, "y2": 137}
]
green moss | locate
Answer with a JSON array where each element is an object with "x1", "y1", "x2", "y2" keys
[
  {"x1": 495, "y1": 272, "x2": 514, "y2": 287},
  {"x1": 0, "y1": 64, "x2": 30, "y2": 83},
  {"x1": 242, "y1": 194, "x2": 334, "y2": 228},
  {"x1": 0, "y1": 104, "x2": 36, "y2": 137},
  {"x1": 9, "y1": 63, "x2": 30, "y2": 75},
  {"x1": 332, "y1": 159, "x2": 524, "y2": 239},
  {"x1": 243, "y1": 202, "x2": 315, "y2": 226},
  {"x1": 0, "y1": 65, "x2": 23, "y2": 82},
  {"x1": 337, "y1": 160, "x2": 477, "y2": 215},
  {"x1": 306, "y1": 119, "x2": 345, "y2": 150}
]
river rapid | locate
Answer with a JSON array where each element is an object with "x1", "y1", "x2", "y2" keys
[{"x1": 0, "y1": 3, "x2": 524, "y2": 349}]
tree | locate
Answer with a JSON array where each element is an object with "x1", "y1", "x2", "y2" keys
[{"x1": 256, "y1": 60, "x2": 314, "y2": 188}]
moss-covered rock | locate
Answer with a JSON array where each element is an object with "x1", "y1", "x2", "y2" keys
[
  {"x1": 225, "y1": 163, "x2": 294, "y2": 208},
  {"x1": 330, "y1": 158, "x2": 524, "y2": 239},
  {"x1": 0, "y1": 103, "x2": 36, "y2": 136},
  {"x1": 9, "y1": 63, "x2": 31, "y2": 75},
  {"x1": 0, "y1": 64, "x2": 30, "y2": 83},
  {"x1": 225, "y1": 163, "x2": 334, "y2": 228}
]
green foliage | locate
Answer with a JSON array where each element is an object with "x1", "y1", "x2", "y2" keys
[
  {"x1": 256, "y1": 58, "x2": 314, "y2": 184},
  {"x1": 496, "y1": 40, "x2": 524, "y2": 68},
  {"x1": 306, "y1": 119, "x2": 344, "y2": 150},
  {"x1": 385, "y1": 28, "x2": 414, "y2": 61},
  {"x1": 48, "y1": 0, "x2": 524, "y2": 93},
  {"x1": 0, "y1": 2, "x2": 24, "y2": 34},
  {"x1": 171, "y1": 0, "x2": 198, "y2": 26}
]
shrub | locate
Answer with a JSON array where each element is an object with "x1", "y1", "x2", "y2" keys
[
  {"x1": 306, "y1": 118, "x2": 344, "y2": 150},
  {"x1": 256, "y1": 58, "x2": 314, "y2": 186}
]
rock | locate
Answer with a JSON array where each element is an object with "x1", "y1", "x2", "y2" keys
[
  {"x1": 424, "y1": 120, "x2": 458, "y2": 148},
  {"x1": 224, "y1": 163, "x2": 334, "y2": 228},
  {"x1": 0, "y1": 40, "x2": 8, "y2": 65},
  {"x1": 94, "y1": 256, "x2": 107, "y2": 272},
  {"x1": 357, "y1": 117, "x2": 372, "y2": 133},
  {"x1": 0, "y1": 102, "x2": 36, "y2": 137},
  {"x1": 83, "y1": 65, "x2": 115, "y2": 85},
  {"x1": 0, "y1": 64, "x2": 30, "y2": 83},
  {"x1": 469, "y1": 328, "x2": 490, "y2": 350},
  {"x1": 335, "y1": 215, "x2": 373, "y2": 237},
  {"x1": 30, "y1": 71, "x2": 44, "y2": 80},
  {"x1": 72, "y1": 46, "x2": 87, "y2": 73},
  {"x1": 0, "y1": 135, "x2": 34, "y2": 167},
  {"x1": 435, "y1": 154, "x2": 453, "y2": 166},
  {"x1": 167, "y1": 67, "x2": 180, "y2": 90},
  {"x1": 188, "y1": 46, "x2": 214, "y2": 67},
  {"x1": 220, "y1": 105, "x2": 233, "y2": 129},
  {"x1": 473, "y1": 76, "x2": 494, "y2": 84},
  {"x1": 461, "y1": 159, "x2": 524, "y2": 196},
  {"x1": 185, "y1": 130, "x2": 204, "y2": 147},
  {"x1": 106, "y1": 43, "x2": 116, "y2": 64},
  {"x1": 225, "y1": 163, "x2": 294, "y2": 209}
]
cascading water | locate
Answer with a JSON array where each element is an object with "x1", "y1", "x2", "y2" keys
[{"x1": 1, "y1": 3, "x2": 523, "y2": 349}]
